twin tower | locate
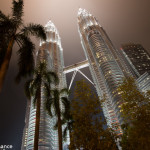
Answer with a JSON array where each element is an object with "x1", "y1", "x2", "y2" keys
[{"x1": 22, "y1": 8, "x2": 128, "y2": 150}]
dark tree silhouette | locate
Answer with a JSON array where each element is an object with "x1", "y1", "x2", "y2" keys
[{"x1": 0, "y1": 0, "x2": 46, "y2": 92}]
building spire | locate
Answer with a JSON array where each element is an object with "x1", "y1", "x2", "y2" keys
[
  {"x1": 77, "y1": 8, "x2": 101, "y2": 27},
  {"x1": 44, "y1": 20, "x2": 59, "y2": 35},
  {"x1": 78, "y1": 8, "x2": 92, "y2": 16}
]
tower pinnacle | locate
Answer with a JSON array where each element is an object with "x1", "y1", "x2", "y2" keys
[
  {"x1": 78, "y1": 8, "x2": 92, "y2": 16},
  {"x1": 45, "y1": 20, "x2": 59, "y2": 35}
]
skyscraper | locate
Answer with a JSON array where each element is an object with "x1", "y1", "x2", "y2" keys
[
  {"x1": 21, "y1": 100, "x2": 30, "y2": 150},
  {"x1": 120, "y1": 43, "x2": 150, "y2": 78},
  {"x1": 22, "y1": 21, "x2": 67, "y2": 150},
  {"x1": 118, "y1": 43, "x2": 150, "y2": 92},
  {"x1": 77, "y1": 8, "x2": 124, "y2": 134}
]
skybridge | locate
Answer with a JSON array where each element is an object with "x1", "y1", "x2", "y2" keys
[{"x1": 63, "y1": 60, "x2": 95, "y2": 89}]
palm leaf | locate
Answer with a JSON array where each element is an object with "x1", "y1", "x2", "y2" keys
[
  {"x1": 15, "y1": 34, "x2": 35, "y2": 83},
  {"x1": 63, "y1": 126, "x2": 68, "y2": 141},
  {"x1": 60, "y1": 88, "x2": 69, "y2": 95},
  {"x1": 32, "y1": 90, "x2": 39, "y2": 108},
  {"x1": 44, "y1": 82, "x2": 51, "y2": 97},
  {"x1": 24, "y1": 79, "x2": 33, "y2": 99},
  {"x1": 62, "y1": 114, "x2": 73, "y2": 141},
  {"x1": 21, "y1": 23, "x2": 46, "y2": 40},
  {"x1": 12, "y1": 0, "x2": 23, "y2": 25},
  {"x1": 45, "y1": 98, "x2": 53, "y2": 117},
  {"x1": 53, "y1": 116, "x2": 68, "y2": 130},
  {"x1": 0, "y1": 11, "x2": 9, "y2": 21},
  {"x1": 61, "y1": 97, "x2": 70, "y2": 110},
  {"x1": 54, "y1": 120, "x2": 58, "y2": 130},
  {"x1": 39, "y1": 61, "x2": 47, "y2": 72},
  {"x1": 53, "y1": 89, "x2": 60, "y2": 113},
  {"x1": 0, "y1": 17, "x2": 13, "y2": 68},
  {"x1": 28, "y1": 75, "x2": 40, "y2": 96},
  {"x1": 36, "y1": 61, "x2": 47, "y2": 75},
  {"x1": 0, "y1": 18, "x2": 14, "y2": 35},
  {"x1": 44, "y1": 71, "x2": 58, "y2": 85},
  {"x1": 43, "y1": 72, "x2": 51, "y2": 85},
  {"x1": 48, "y1": 71, "x2": 59, "y2": 85},
  {"x1": 61, "y1": 97, "x2": 70, "y2": 117}
]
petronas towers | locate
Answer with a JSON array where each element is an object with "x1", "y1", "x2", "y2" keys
[{"x1": 22, "y1": 8, "x2": 150, "y2": 150}]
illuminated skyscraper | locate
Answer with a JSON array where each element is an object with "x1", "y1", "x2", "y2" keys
[
  {"x1": 119, "y1": 43, "x2": 150, "y2": 92},
  {"x1": 77, "y1": 8, "x2": 124, "y2": 134},
  {"x1": 21, "y1": 100, "x2": 30, "y2": 150},
  {"x1": 22, "y1": 21, "x2": 67, "y2": 150},
  {"x1": 120, "y1": 43, "x2": 150, "y2": 77}
]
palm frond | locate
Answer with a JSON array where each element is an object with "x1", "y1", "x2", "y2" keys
[
  {"x1": 53, "y1": 89, "x2": 60, "y2": 114},
  {"x1": 24, "y1": 79, "x2": 33, "y2": 99},
  {"x1": 0, "y1": 19, "x2": 14, "y2": 68},
  {"x1": 39, "y1": 61, "x2": 47, "y2": 72},
  {"x1": 0, "y1": 18, "x2": 14, "y2": 35},
  {"x1": 43, "y1": 71, "x2": 58, "y2": 85},
  {"x1": 0, "y1": 11, "x2": 9, "y2": 21},
  {"x1": 12, "y1": 0, "x2": 23, "y2": 25},
  {"x1": 48, "y1": 71, "x2": 59, "y2": 85},
  {"x1": 45, "y1": 98, "x2": 53, "y2": 117},
  {"x1": 54, "y1": 120, "x2": 58, "y2": 130},
  {"x1": 50, "y1": 89, "x2": 58, "y2": 96},
  {"x1": 33, "y1": 67, "x2": 38, "y2": 75},
  {"x1": 63, "y1": 126, "x2": 68, "y2": 141},
  {"x1": 60, "y1": 88, "x2": 69, "y2": 95},
  {"x1": 50, "y1": 89, "x2": 60, "y2": 116},
  {"x1": 61, "y1": 97, "x2": 70, "y2": 109},
  {"x1": 62, "y1": 115, "x2": 74, "y2": 141},
  {"x1": 15, "y1": 34, "x2": 35, "y2": 83},
  {"x1": 52, "y1": 102, "x2": 58, "y2": 116},
  {"x1": 36, "y1": 61, "x2": 47, "y2": 75},
  {"x1": 44, "y1": 82, "x2": 51, "y2": 97},
  {"x1": 32, "y1": 90, "x2": 39, "y2": 108},
  {"x1": 62, "y1": 110, "x2": 72, "y2": 123},
  {"x1": 61, "y1": 97, "x2": 70, "y2": 116},
  {"x1": 43, "y1": 72, "x2": 51, "y2": 85},
  {"x1": 53, "y1": 89, "x2": 60, "y2": 98},
  {"x1": 21, "y1": 23, "x2": 46, "y2": 40},
  {"x1": 29, "y1": 80, "x2": 37, "y2": 96},
  {"x1": 62, "y1": 116, "x2": 69, "y2": 125}
]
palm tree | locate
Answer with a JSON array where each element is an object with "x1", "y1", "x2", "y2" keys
[
  {"x1": 62, "y1": 112, "x2": 74, "y2": 149},
  {"x1": 24, "y1": 61, "x2": 58, "y2": 150},
  {"x1": 45, "y1": 88, "x2": 70, "y2": 150},
  {"x1": 0, "y1": 0, "x2": 46, "y2": 92}
]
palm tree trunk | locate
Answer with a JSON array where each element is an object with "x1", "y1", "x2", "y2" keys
[
  {"x1": 0, "y1": 37, "x2": 14, "y2": 92},
  {"x1": 69, "y1": 129, "x2": 72, "y2": 148},
  {"x1": 58, "y1": 111, "x2": 63, "y2": 150},
  {"x1": 34, "y1": 91, "x2": 41, "y2": 150}
]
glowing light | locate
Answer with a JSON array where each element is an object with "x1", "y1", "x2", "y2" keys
[
  {"x1": 45, "y1": 20, "x2": 59, "y2": 35},
  {"x1": 77, "y1": 8, "x2": 101, "y2": 27},
  {"x1": 39, "y1": 20, "x2": 63, "y2": 51},
  {"x1": 78, "y1": 8, "x2": 92, "y2": 16}
]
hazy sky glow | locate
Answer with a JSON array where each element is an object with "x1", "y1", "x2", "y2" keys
[
  {"x1": 0, "y1": 0, "x2": 150, "y2": 149},
  {"x1": 1, "y1": 0, "x2": 150, "y2": 65}
]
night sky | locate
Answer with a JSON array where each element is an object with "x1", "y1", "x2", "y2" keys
[{"x1": 0, "y1": 0, "x2": 150, "y2": 149}]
